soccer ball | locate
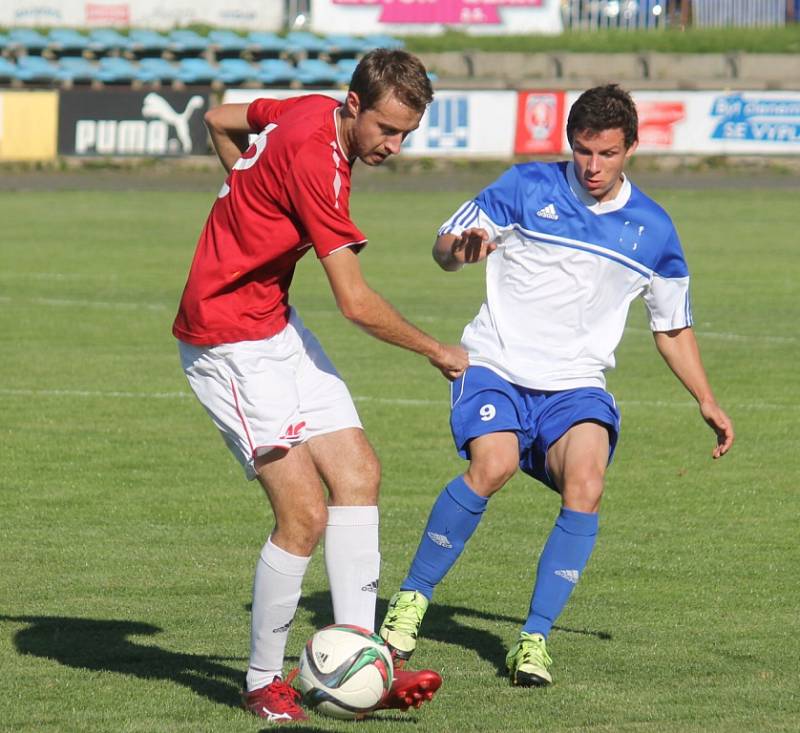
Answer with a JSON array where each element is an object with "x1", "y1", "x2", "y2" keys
[{"x1": 297, "y1": 624, "x2": 394, "y2": 719}]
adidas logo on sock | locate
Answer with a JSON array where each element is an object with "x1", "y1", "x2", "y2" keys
[
  {"x1": 536, "y1": 203, "x2": 559, "y2": 220},
  {"x1": 272, "y1": 620, "x2": 293, "y2": 633},
  {"x1": 361, "y1": 579, "x2": 378, "y2": 593},
  {"x1": 554, "y1": 569, "x2": 579, "y2": 584},
  {"x1": 427, "y1": 531, "x2": 453, "y2": 549}
]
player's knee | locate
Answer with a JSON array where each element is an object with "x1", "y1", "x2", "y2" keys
[
  {"x1": 466, "y1": 455, "x2": 518, "y2": 495},
  {"x1": 281, "y1": 504, "x2": 328, "y2": 553},
  {"x1": 561, "y1": 474, "x2": 605, "y2": 512}
]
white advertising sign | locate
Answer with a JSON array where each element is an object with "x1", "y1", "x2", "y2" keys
[
  {"x1": 1, "y1": 1, "x2": 283, "y2": 30},
  {"x1": 224, "y1": 88, "x2": 518, "y2": 158},
  {"x1": 565, "y1": 90, "x2": 800, "y2": 155},
  {"x1": 310, "y1": 0, "x2": 563, "y2": 36}
]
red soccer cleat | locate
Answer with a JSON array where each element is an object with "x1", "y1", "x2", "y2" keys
[
  {"x1": 378, "y1": 667, "x2": 442, "y2": 711},
  {"x1": 242, "y1": 670, "x2": 308, "y2": 723}
]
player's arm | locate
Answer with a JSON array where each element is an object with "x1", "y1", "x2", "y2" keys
[
  {"x1": 653, "y1": 327, "x2": 734, "y2": 458},
  {"x1": 204, "y1": 103, "x2": 252, "y2": 173},
  {"x1": 321, "y1": 247, "x2": 468, "y2": 380},
  {"x1": 433, "y1": 227, "x2": 496, "y2": 271}
]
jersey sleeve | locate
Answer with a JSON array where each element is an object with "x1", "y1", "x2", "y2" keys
[
  {"x1": 286, "y1": 143, "x2": 367, "y2": 258},
  {"x1": 642, "y1": 226, "x2": 693, "y2": 331},
  {"x1": 438, "y1": 167, "x2": 520, "y2": 242},
  {"x1": 247, "y1": 97, "x2": 308, "y2": 132}
]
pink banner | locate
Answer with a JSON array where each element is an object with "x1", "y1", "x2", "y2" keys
[{"x1": 332, "y1": 0, "x2": 541, "y2": 25}]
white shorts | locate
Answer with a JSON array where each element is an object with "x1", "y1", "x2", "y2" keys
[{"x1": 179, "y1": 309, "x2": 362, "y2": 480}]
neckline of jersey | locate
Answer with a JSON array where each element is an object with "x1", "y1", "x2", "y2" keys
[{"x1": 565, "y1": 162, "x2": 632, "y2": 215}]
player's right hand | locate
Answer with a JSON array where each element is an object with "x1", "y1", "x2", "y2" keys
[
  {"x1": 429, "y1": 344, "x2": 469, "y2": 381},
  {"x1": 451, "y1": 228, "x2": 496, "y2": 264}
]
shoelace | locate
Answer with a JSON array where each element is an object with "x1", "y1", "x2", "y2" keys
[
  {"x1": 386, "y1": 600, "x2": 425, "y2": 635},
  {"x1": 270, "y1": 669, "x2": 302, "y2": 708},
  {"x1": 519, "y1": 640, "x2": 552, "y2": 668}
]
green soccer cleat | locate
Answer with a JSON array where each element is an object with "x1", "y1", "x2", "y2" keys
[
  {"x1": 506, "y1": 632, "x2": 553, "y2": 687},
  {"x1": 379, "y1": 590, "x2": 429, "y2": 664}
]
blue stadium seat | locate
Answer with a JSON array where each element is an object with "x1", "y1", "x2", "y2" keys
[
  {"x1": 8, "y1": 29, "x2": 50, "y2": 54},
  {"x1": 95, "y1": 56, "x2": 138, "y2": 84},
  {"x1": 208, "y1": 30, "x2": 250, "y2": 59},
  {"x1": 87, "y1": 28, "x2": 131, "y2": 56},
  {"x1": 47, "y1": 28, "x2": 90, "y2": 57},
  {"x1": 168, "y1": 29, "x2": 210, "y2": 58},
  {"x1": 56, "y1": 56, "x2": 96, "y2": 84},
  {"x1": 217, "y1": 58, "x2": 259, "y2": 85},
  {"x1": 0, "y1": 56, "x2": 18, "y2": 83},
  {"x1": 286, "y1": 32, "x2": 329, "y2": 58},
  {"x1": 246, "y1": 32, "x2": 290, "y2": 59},
  {"x1": 256, "y1": 58, "x2": 296, "y2": 86},
  {"x1": 334, "y1": 58, "x2": 359, "y2": 86},
  {"x1": 360, "y1": 34, "x2": 405, "y2": 51},
  {"x1": 127, "y1": 29, "x2": 170, "y2": 58},
  {"x1": 136, "y1": 57, "x2": 179, "y2": 84},
  {"x1": 294, "y1": 58, "x2": 339, "y2": 86},
  {"x1": 323, "y1": 34, "x2": 368, "y2": 59},
  {"x1": 0, "y1": 33, "x2": 9, "y2": 54},
  {"x1": 15, "y1": 55, "x2": 59, "y2": 82},
  {"x1": 176, "y1": 57, "x2": 218, "y2": 85}
]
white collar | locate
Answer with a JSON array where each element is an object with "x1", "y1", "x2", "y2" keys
[{"x1": 566, "y1": 161, "x2": 631, "y2": 215}]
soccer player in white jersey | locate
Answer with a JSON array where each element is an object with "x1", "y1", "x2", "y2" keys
[
  {"x1": 173, "y1": 50, "x2": 465, "y2": 721},
  {"x1": 379, "y1": 84, "x2": 734, "y2": 687}
]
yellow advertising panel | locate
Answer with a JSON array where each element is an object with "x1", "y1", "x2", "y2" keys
[{"x1": 0, "y1": 91, "x2": 59, "y2": 161}]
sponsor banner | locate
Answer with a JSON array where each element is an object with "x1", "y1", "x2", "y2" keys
[
  {"x1": 311, "y1": 0, "x2": 563, "y2": 35},
  {"x1": 223, "y1": 88, "x2": 518, "y2": 158},
  {"x1": 58, "y1": 90, "x2": 209, "y2": 157},
  {"x1": 1, "y1": 1, "x2": 282, "y2": 29},
  {"x1": 564, "y1": 90, "x2": 800, "y2": 154},
  {"x1": 0, "y1": 91, "x2": 58, "y2": 162},
  {"x1": 514, "y1": 91, "x2": 566, "y2": 155}
]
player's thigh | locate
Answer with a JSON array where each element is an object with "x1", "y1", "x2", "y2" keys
[
  {"x1": 255, "y1": 443, "x2": 329, "y2": 555},
  {"x1": 464, "y1": 430, "x2": 520, "y2": 497},
  {"x1": 307, "y1": 428, "x2": 380, "y2": 506},
  {"x1": 546, "y1": 421, "x2": 609, "y2": 512}
]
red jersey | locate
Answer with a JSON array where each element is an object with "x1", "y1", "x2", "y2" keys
[{"x1": 173, "y1": 95, "x2": 366, "y2": 346}]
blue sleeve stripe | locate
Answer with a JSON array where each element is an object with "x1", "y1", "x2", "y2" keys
[
  {"x1": 456, "y1": 201, "x2": 480, "y2": 228},
  {"x1": 439, "y1": 201, "x2": 472, "y2": 234}
]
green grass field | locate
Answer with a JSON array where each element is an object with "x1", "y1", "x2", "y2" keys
[{"x1": 1, "y1": 178, "x2": 798, "y2": 733}]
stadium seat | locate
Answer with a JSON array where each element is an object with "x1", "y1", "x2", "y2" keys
[
  {"x1": 87, "y1": 28, "x2": 131, "y2": 56},
  {"x1": 256, "y1": 58, "x2": 296, "y2": 86},
  {"x1": 0, "y1": 56, "x2": 17, "y2": 83},
  {"x1": 294, "y1": 58, "x2": 340, "y2": 87},
  {"x1": 0, "y1": 33, "x2": 9, "y2": 54},
  {"x1": 8, "y1": 28, "x2": 50, "y2": 54},
  {"x1": 168, "y1": 29, "x2": 210, "y2": 59},
  {"x1": 334, "y1": 58, "x2": 359, "y2": 85},
  {"x1": 217, "y1": 58, "x2": 260, "y2": 85},
  {"x1": 15, "y1": 55, "x2": 59, "y2": 82},
  {"x1": 360, "y1": 34, "x2": 404, "y2": 51},
  {"x1": 208, "y1": 30, "x2": 250, "y2": 59},
  {"x1": 176, "y1": 57, "x2": 218, "y2": 85},
  {"x1": 47, "y1": 28, "x2": 91, "y2": 57},
  {"x1": 56, "y1": 56, "x2": 97, "y2": 84},
  {"x1": 127, "y1": 29, "x2": 170, "y2": 58},
  {"x1": 246, "y1": 32, "x2": 290, "y2": 59},
  {"x1": 95, "y1": 56, "x2": 138, "y2": 84},
  {"x1": 323, "y1": 34, "x2": 368, "y2": 59},
  {"x1": 136, "y1": 57, "x2": 179, "y2": 84},
  {"x1": 286, "y1": 32, "x2": 329, "y2": 59}
]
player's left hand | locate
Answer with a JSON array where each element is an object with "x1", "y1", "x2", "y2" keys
[{"x1": 699, "y1": 400, "x2": 734, "y2": 458}]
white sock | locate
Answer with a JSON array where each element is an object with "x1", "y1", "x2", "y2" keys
[
  {"x1": 246, "y1": 536, "x2": 310, "y2": 692},
  {"x1": 324, "y1": 505, "x2": 380, "y2": 631}
]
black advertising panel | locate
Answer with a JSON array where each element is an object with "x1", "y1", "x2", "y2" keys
[{"x1": 58, "y1": 90, "x2": 209, "y2": 157}]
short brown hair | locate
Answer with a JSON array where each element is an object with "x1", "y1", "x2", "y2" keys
[
  {"x1": 348, "y1": 49, "x2": 433, "y2": 115},
  {"x1": 567, "y1": 84, "x2": 638, "y2": 149}
]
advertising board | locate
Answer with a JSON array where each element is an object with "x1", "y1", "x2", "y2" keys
[{"x1": 0, "y1": 91, "x2": 58, "y2": 162}]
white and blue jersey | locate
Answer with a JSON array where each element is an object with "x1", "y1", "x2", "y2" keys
[{"x1": 440, "y1": 161, "x2": 692, "y2": 391}]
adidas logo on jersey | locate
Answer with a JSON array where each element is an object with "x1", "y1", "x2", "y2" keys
[{"x1": 536, "y1": 203, "x2": 559, "y2": 220}]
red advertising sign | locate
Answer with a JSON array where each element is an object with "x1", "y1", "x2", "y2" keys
[
  {"x1": 514, "y1": 91, "x2": 565, "y2": 155},
  {"x1": 85, "y1": 3, "x2": 131, "y2": 26},
  {"x1": 636, "y1": 100, "x2": 686, "y2": 148}
]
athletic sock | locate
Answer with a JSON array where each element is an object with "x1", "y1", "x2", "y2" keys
[
  {"x1": 324, "y1": 505, "x2": 380, "y2": 631},
  {"x1": 246, "y1": 536, "x2": 310, "y2": 692},
  {"x1": 401, "y1": 475, "x2": 488, "y2": 600},
  {"x1": 523, "y1": 507, "x2": 599, "y2": 637}
]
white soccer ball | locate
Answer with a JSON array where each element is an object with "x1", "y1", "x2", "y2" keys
[{"x1": 297, "y1": 624, "x2": 394, "y2": 719}]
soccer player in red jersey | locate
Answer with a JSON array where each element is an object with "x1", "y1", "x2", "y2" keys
[{"x1": 173, "y1": 50, "x2": 460, "y2": 721}]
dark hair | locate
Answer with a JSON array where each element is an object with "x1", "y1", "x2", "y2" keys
[
  {"x1": 348, "y1": 49, "x2": 433, "y2": 115},
  {"x1": 567, "y1": 84, "x2": 638, "y2": 149}
]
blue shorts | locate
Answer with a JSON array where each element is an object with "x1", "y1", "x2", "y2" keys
[{"x1": 449, "y1": 366, "x2": 621, "y2": 492}]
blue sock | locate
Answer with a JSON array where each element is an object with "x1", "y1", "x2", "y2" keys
[
  {"x1": 523, "y1": 507, "x2": 599, "y2": 637},
  {"x1": 400, "y1": 476, "x2": 488, "y2": 600}
]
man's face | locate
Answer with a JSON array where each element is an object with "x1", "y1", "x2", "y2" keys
[
  {"x1": 346, "y1": 91, "x2": 422, "y2": 166},
  {"x1": 571, "y1": 128, "x2": 637, "y2": 203}
]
